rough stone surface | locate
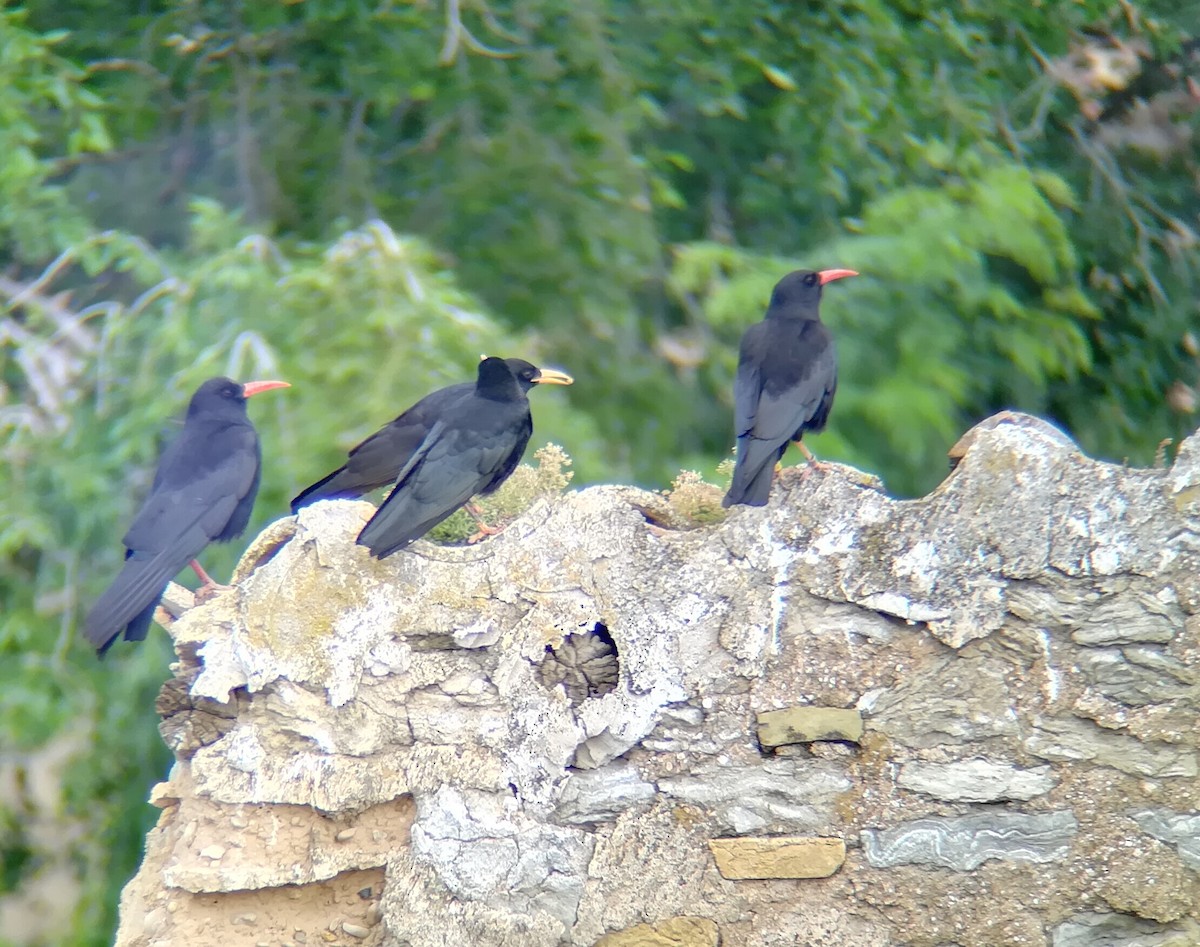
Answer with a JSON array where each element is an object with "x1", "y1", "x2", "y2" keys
[
  {"x1": 594, "y1": 916, "x2": 719, "y2": 946},
  {"x1": 756, "y1": 705, "x2": 863, "y2": 746},
  {"x1": 860, "y1": 810, "x2": 1079, "y2": 870},
  {"x1": 708, "y1": 837, "x2": 845, "y2": 879},
  {"x1": 1051, "y1": 911, "x2": 1200, "y2": 947},
  {"x1": 1133, "y1": 809, "x2": 1200, "y2": 870},
  {"x1": 112, "y1": 415, "x2": 1200, "y2": 947},
  {"x1": 896, "y1": 758, "x2": 1055, "y2": 802}
]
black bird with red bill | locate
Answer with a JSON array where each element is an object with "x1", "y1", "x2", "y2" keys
[
  {"x1": 723, "y1": 268, "x2": 858, "y2": 508},
  {"x1": 356, "y1": 356, "x2": 572, "y2": 559},
  {"x1": 83, "y1": 375, "x2": 290, "y2": 654}
]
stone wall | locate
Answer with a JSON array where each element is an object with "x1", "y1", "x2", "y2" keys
[{"x1": 115, "y1": 414, "x2": 1200, "y2": 946}]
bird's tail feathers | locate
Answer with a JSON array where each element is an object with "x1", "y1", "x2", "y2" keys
[
  {"x1": 357, "y1": 496, "x2": 466, "y2": 560},
  {"x1": 722, "y1": 438, "x2": 784, "y2": 508},
  {"x1": 83, "y1": 525, "x2": 208, "y2": 653},
  {"x1": 291, "y1": 465, "x2": 356, "y2": 513},
  {"x1": 96, "y1": 598, "x2": 159, "y2": 657}
]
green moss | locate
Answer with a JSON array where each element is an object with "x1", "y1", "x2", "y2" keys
[{"x1": 663, "y1": 469, "x2": 729, "y2": 527}]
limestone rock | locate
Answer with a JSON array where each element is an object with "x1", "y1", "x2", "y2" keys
[
  {"x1": 896, "y1": 758, "x2": 1054, "y2": 802},
  {"x1": 1052, "y1": 911, "x2": 1200, "y2": 947},
  {"x1": 860, "y1": 811, "x2": 1078, "y2": 870},
  {"x1": 756, "y1": 706, "x2": 863, "y2": 746},
  {"x1": 708, "y1": 837, "x2": 845, "y2": 879},
  {"x1": 594, "y1": 916, "x2": 719, "y2": 947},
  {"x1": 1133, "y1": 809, "x2": 1200, "y2": 870},
  {"x1": 109, "y1": 416, "x2": 1200, "y2": 947}
]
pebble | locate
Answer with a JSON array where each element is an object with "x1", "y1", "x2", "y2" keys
[
  {"x1": 342, "y1": 922, "x2": 370, "y2": 938},
  {"x1": 230, "y1": 815, "x2": 248, "y2": 829},
  {"x1": 294, "y1": 932, "x2": 307, "y2": 943},
  {"x1": 335, "y1": 827, "x2": 357, "y2": 842},
  {"x1": 199, "y1": 845, "x2": 226, "y2": 860},
  {"x1": 357, "y1": 887, "x2": 373, "y2": 900}
]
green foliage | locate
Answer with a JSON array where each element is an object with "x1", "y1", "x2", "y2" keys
[{"x1": 0, "y1": 10, "x2": 108, "y2": 263}]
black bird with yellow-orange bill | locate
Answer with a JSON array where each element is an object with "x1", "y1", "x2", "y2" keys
[{"x1": 292, "y1": 357, "x2": 570, "y2": 513}]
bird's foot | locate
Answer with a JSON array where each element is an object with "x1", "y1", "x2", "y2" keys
[
  {"x1": 464, "y1": 501, "x2": 503, "y2": 544},
  {"x1": 194, "y1": 579, "x2": 233, "y2": 603},
  {"x1": 467, "y1": 522, "x2": 504, "y2": 544},
  {"x1": 795, "y1": 443, "x2": 830, "y2": 482},
  {"x1": 190, "y1": 559, "x2": 232, "y2": 602}
]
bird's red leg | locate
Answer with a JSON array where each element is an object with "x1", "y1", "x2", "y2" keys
[
  {"x1": 795, "y1": 441, "x2": 830, "y2": 481},
  {"x1": 465, "y1": 502, "x2": 503, "y2": 544},
  {"x1": 190, "y1": 559, "x2": 232, "y2": 601}
]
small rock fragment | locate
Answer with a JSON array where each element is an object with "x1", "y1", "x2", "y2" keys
[
  {"x1": 342, "y1": 922, "x2": 370, "y2": 938},
  {"x1": 596, "y1": 915, "x2": 720, "y2": 946},
  {"x1": 708, "y1": 836, "x2": 845, "y2": 879},
  {"x1": 757, "y1": 706, "x2": 864, "y2": 747}
]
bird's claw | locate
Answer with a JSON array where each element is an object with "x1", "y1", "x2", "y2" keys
[
  {"x1": 798, "y1": 461, "x2": 827, "y2": 484},
  {"x1": 193, "y1": 580, "x2": 233, "y2": 604},
  {"x1": 466, "y1": 523, "x2": 503, "y2": 544}
]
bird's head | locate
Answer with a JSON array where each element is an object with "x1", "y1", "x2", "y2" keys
[
  {"x1": 480, "y1": 356, "x2": 574, "y2": 393},
  {"x1": 769, "y1": 268, "x2": 858, "y2": 316},
  {"x1": 189, "y1": 376, "x2": 290, "y2": 417}
]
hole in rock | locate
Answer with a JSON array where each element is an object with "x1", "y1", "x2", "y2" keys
[{"x1": 537, "y1": 621, "x2": 620, "y2": 705}]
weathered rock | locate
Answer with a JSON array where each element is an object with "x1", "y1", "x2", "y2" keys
[
  {"x1": 860, "y1": 811, "x2": 1078, "y2": 870},
  {"x1": 896, "y1": 758, "x2": 1054, "y2": 802},
  {"x1": 1052, "y1": 911, "x2": 1200, "y2": 947},
  {"x1": 756, "y1": 706, "x2": 863, "y2": 746},
  {"x1": 655, "y1": 758, "x2": 850, "y2": 835},
  {"x1": 554, "y1": 763, "x2": 656, "y2": 826},
  {"x1": 594, "y1": 916, "x2": 719, "y2": 947},
  {"x1": 708, "y1": 837, "x2": 845, "y2": 879},
  {"x1": 1095, "y1": 837, "x2": 1195, "y2": 922},
  {"x1": 1024, "y1": 715, "x2": 1199, "y2": 778},
  {"x1": 1133, "y1": 809, "x2": 1200, "y2": 870},
  {"x1": 108, "y1": 416, "x2": 1200, "y2": 947}
]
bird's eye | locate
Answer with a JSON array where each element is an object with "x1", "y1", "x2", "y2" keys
[{"x1": 804, "y1": 273, "x2": 818, "y2": 287}]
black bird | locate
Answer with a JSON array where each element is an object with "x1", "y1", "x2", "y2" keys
[
  {"x1": 356, "y1": 356, "x2": 572, "y2": 559},
  {"x1": 723, "y1": 268, "x2": 858, "y2": 508},
  {"x1": 292, "y1": 357, "x2": 571, "y2": 511},
  {"x1": 83, "y1": 376, "x2": 290, "y2": 654}
]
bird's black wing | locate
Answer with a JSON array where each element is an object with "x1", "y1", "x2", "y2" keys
[
  {"x1": 725, "y1": 323, "x2": 835, "y2": 506},
  {"x1": 357, "y1": 413, "x2": 526, "y2": 559},
  {"x1": 478, "y1": 415, "x2": 532, "y2": 495},
  {"x1": 84, "y1": 426, "x2": 260, "y2": 652},
  {"x1": 751, "y1": 340, "x2": 836, "y2": 444},
  {"x1": 291, "y1": 383, "x2": 471, "y2": 511}
]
